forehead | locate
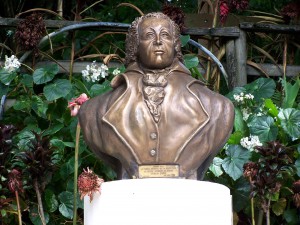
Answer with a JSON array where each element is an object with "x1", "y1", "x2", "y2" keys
[{"x1": 138, "y1": 17, "x2": 172, "y2": 31}]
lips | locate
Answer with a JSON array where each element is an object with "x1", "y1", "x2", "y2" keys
[{"x1": 154, "y1": 50, "x2": 164, "y2": 55}]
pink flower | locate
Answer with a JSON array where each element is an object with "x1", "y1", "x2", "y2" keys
[
  {"x1": 78, "y1": 167, "x2": 104, "y2": 202},
  {"x1": 8, "y1": 169, "x2": 23, "y2": 193},
  {"x1": 68, "y1": 93, "x2": 89, "y2": 117}
]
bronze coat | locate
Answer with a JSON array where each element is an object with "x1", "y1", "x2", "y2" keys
[{"x1": 78, "y1": 61, "x2": 234, "y2": 179}]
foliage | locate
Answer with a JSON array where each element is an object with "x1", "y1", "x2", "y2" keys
[
  {"x1": 208, "y1": 77, "x2": 300, "y2": 224},
  {"x1": 0, "y1": 0, "x2": 299, "y2": 224}
]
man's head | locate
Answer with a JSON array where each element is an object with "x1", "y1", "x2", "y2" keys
[{"x1": 125, "y1": 12, "x2": 183, "y2": 69}]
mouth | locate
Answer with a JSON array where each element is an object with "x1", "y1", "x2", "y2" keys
[{"x1": 154, "y1": 50, "x2": 164, "y2": 55}]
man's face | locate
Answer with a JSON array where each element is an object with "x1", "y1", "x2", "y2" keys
[{"x1": 137, "y1": 17, "x2": 175, "y2": 70}]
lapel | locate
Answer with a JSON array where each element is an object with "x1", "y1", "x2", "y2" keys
[{"x1": 102, "y1": 61, "x2": 210, "y2": 163}]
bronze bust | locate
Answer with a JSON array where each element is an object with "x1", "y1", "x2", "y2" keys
[{"x1": 78, "y1": 12, "x2": 234, "y2": 180}]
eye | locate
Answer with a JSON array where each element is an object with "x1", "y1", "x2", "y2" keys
[
  {"x1": 145, "y1": 32, "x2": 154, "y2": 39},
  {"x1": 161, "y1": 32, "x2": 170, "y2": 39}
]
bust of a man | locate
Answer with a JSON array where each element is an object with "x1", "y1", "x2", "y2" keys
[{"x1": 79, "y1": 12, "x2": 234, "y2": 180}]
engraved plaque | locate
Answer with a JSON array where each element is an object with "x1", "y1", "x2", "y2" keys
[{"x1": 138, "y1": 165, "x2": 179, "y2": 178}]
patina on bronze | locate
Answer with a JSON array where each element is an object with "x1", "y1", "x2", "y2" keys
[{"x1": 78, "y1": 12, "x2": 234, "y2": 180}]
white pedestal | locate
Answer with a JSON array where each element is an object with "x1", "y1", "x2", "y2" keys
[{"x1": 84, "y1": 178, "x2": 232, "y2": 225}]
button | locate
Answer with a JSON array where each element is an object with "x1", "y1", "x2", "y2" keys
[
  {"x1": 150, "y1": 149, "x2": 156, "y2": 156},
  {"x1": 150, "y1": 132, "x2": 157, "y2": 140}
]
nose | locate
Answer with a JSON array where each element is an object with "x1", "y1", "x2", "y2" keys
[{"x1": 154, "y1": 34, "x2": 162, "y2": 45}]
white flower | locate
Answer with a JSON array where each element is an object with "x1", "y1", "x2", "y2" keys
[
  {"x1": 241, "y1": 108, "x2": 251, "y2": 121},
  {"x1": 245, "y1": 93, "x2": 254, "y2": 100},
  {"x1": 4, "y1": 55, "x2": 21, "y2": 73},
  {"x1": 233, "y1": 92, "x2": 254, "y2": 103},
  {"x1": 112, "y1": 68, "x2": 121, "y2": 76},
  {"x1": 240, "y1": 135, "x2": 263, "y2": 151},
  {"x1": 81, "y1": 61, "x2": 108, "y2": 82}
]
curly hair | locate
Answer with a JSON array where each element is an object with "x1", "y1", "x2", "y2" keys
[{"x1": 125, "y1": 12, "x2": 183, "y2": 66}]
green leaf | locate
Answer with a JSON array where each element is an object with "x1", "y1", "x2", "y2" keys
[
  {"x1": 245, "y1": 78, "x2": 276, "y2": 101},
  {"x1": 29, "y1": 205, "x2": 49, "y2": 225},
  {"x1": 283, "y1": 209, "x2": 298, "y2": 224},
  {"x1": 58, "y1": 191, "x2": 74, "y2": 219},
  {"x1": 0, "y1": 69, "x2": 17, "y2": 85},
  {"x1": 0, "y1": 83, "x2": 9, "y2": 96},
  {"x1": 33, "y1": 64, "x2": 59, "y2": 84},
  {"x1": 248, "y1": 116, "x2": 278, "y2": 142},
  {"x1": 43, "y1": 79, "x2": 72, "y2": 101},
  {"x1": 43, "y1": 123, "x2": 64, "y2": 136},
  {"x1": 282, "y1": 78, "x2": 300, "y2": 108},
  {"x1": 180, "y1": 35, "x2": 190, "y2": 47},
  {"x1": 74, "y1": 79, "x2": 90, "y2": 96},
  {"x1": 1, "y1": 209, "x2": 7, "y2": 217},
  {"x1": 272, "y1": 198, "x2": 286, "y2": 216},
  {"x1": 209, "y1": 157, "x2": 223, "y2": 177},
  {"x1": 45, "y1": 189, "x2": 58, "y2": 213},
  {"x1": 59, "y1": 156, "x2": 82, "y2": 177},
  {"x1": 234, "y1": 107, "x2": 248, "y2": 133},
  {"x1": 227, "y1": 131, "x2": 244, "y2": 145},
  {"x1": 295, "y1": 159, "x2": 300, "y2": 177},
  {"x1": 183, "y1": 54, "x2": 199, "y2": 69},
  {"x1": 13, "y1": 97, "x2": 31, "y2": 112},
  {"x1": 90, "y1": 80, "x2": 112, "y2": 97},
  {"x1": 278, "y1": 108, "x2": 300, "y2": 141},
  {"x1": 31, "y1": 95, "x2": 48, "y2": 118},
  {"x1": 222, "y1": 145, "x2": 251, "y2": 181},
  {"x1": 232, "y1": 177, "x2": 251, "y2": 212},
  {"x1": 264, "y1": 98, "x2": 278, "y2": 117},
  {"x1": 21, "y1": 74, "x2": 33, "y2": 88}
]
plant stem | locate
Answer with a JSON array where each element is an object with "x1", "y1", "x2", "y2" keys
[
  {"x1": 73, "y1": 123, "x2": 81, "y2": 225},
  {"x1": 15, "y1": 191, "x2": 22, "y2": 225},
  {"x1": 266, "y1": 199, "x2": 270, "y2": 225},
  {"x1": 257, "y1": 210, "x2": 263, "y2": 225},
  {"x1": 251, "y1": 198, "x2": 255, "y2": 225},
  {"x1": 33, "y1": 179, "x2": 46, "y2": 225}
]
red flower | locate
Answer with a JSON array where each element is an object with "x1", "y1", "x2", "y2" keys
[
  {"x1": 68, "y1": 93, "x2": 89, "y2": 117},
  {"x1": 220, "y1": 0, "x2": 230, "y2": 24},
  {"x1": 8, "y1": 169, "x2": 23, "y2": 193},
  {"x1": 78, "y1": 168, "x2": 104, "y2": 202},
  {"x1": 292, "y1": 180, "x2": 300, "y2": 208}
]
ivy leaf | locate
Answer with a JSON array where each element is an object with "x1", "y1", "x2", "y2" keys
[
  {"x1": 90, "y1": 80, "x2": 112, "y2": 97},
  {"x1": 0, "y1": 69, "x2": 17, "y2": 85},
  {"x1": 272, "y1": 198, "x2": 287, "y2": 216},
  {"x1": 248, "y1": 116, "x2": 278, "y2": 142},
  {"x1": 183, "y1": 54, "x2": 199, "y2": 69},
  {"x1": 58, "y1": 191, "x2": 73, "y2": 219},
  {"x1": 245, "y1": 78, "x2": 276, "y2": 101},
  {"x1": 29, "y1": 205, "x2": 49, "y2": 225},
  {"x1": 33, "y1": 64, "x2": 59, "y2": 84},
  {"x1": 222, "y1": 145, "x2": 251, "y2": 181},
  {"x1": 180, "y1": 35, "x2": 190, "y2": 47},
  {"x1": 45, "y1": 189, "x2": 58, "y2": 213},
  {"x1": 278, "y1": 108, "x2": 300, "y2": 141},
  {"x1": 43, "y1": 79, "x2": 72, "y2": 101},
  {"x1": 209, "y1": 157, "x2": 223, "y2": 177}
]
